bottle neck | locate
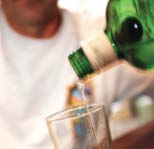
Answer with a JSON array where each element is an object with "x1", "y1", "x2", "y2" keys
[
  {"x1": 68, "y1": 48, "x2": 94, "y2": 79},
  {"x1": 81, "y1": 32, "x2": 118, "y2": 72}
]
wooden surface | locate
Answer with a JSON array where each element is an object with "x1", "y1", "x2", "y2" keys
[{"x1": 112, "y1": 121, "x2": 154, "y2": 149}]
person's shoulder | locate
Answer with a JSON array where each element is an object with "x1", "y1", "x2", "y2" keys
[
  {"x1": 60, "y1": 9, "x2": 77, "y2": 26},
  {"x1": 60, "y1": 8, "x2": 81, "y2": 42}
]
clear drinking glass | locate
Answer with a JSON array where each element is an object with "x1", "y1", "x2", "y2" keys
[{"x1": 46, "y1": 104, "x2": 112, "y2": 149}]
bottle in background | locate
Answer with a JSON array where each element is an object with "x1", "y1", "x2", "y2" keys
[{"x1": 68, "y1": 0, "x2": 154, "y2": 79}]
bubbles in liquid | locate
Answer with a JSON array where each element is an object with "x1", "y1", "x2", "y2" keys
[
  {"x1": 99, "y1": 121, "x2": 104, "y2": 127},
  {"x1": 87, "y1": 128, "x2": 91, "y2": 133},
  {"x1": 77, "y1": 113, "x2": 82, "y2": 116}
]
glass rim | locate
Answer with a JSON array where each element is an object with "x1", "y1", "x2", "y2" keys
[{"x1": 46, "y1": 104, "x2": 104, "y2": 123}]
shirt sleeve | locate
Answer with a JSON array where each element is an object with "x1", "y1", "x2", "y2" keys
[{"x1": 92, "y1": 63, "x2": 154, "y2": 109}]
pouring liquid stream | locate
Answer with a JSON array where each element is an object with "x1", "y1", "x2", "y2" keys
[{"x1": 77, "y1": 81, "x2": 101, "y2": 149}]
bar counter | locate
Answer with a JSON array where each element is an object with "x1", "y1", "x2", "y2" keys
[{"x1": 112, "y1": 121, "x2": 154, "y2": 149}]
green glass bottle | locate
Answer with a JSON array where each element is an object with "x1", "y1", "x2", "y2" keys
[{"x1": 68, "y1": 0, "x2": 154, "y2": 79}]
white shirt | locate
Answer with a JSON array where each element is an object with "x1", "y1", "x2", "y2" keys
[{"x1": 0, "y1": 9, "x2": 79, "y2": 149}]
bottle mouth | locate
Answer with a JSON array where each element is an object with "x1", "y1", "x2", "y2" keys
[
  {"x1": 68, "y1": 48, "x2": 94, "y2": 79},
  {"x1": 82, "y1": 32, "x2": 117, "y2": 70}
]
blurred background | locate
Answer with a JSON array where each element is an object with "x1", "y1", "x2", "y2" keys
[{"x1": 0, "y1": 0, "x2": 154, "y2": 148}]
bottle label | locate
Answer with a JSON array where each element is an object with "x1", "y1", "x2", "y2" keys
[{"x1": 81, "y1": 33, "x2": 117, "y2": 70}]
